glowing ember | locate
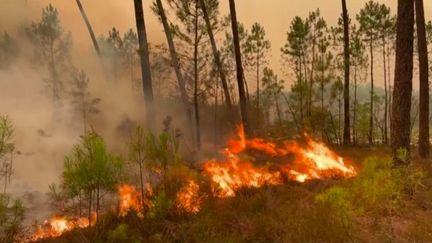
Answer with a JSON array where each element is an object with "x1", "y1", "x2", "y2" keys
[
  {"x1": 26, "y1": 214, "x2": 94, "y2": 242},
  {"x1": 176, "y1": 180, "x2": 203, "y2": 213},
  {"x1": 203, "y1": 125, "x2": 356, "y2": 198}
]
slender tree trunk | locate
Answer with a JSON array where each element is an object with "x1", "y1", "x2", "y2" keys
[
  {"x1": 76, "y1": 0, "x2": 102, "y2": 58},
  {"x1": 383, "y1": 37, "x2": 389, "y2": 144},
  {"x1": 309, "y1": 31, "x2": 316, "y2": 117},
  {"x1": 369, "y1": 37, "x2": 374, "y2": 145},
  {"x1": 388, "y1": 44, "x2": 393, "y2": 135},
  {"x1": 154, "y1": 0, "x2": 192, "y2": 124},
  {"x1": 391, "y1": 0, "x2": 415, "y2": 165},
  {"x1": 416, "y1": 0, "x2": 430, "y2": 158},
  {"x1": 199, "y1": 0, "x2": 233, "y2": 111},
  {"x1": 88, "y1": 190, "x2": 92, "y2": 224},
  {"x1": 256, "y1": 55, "x2": 260, "y2": 108},
  {"x1": 194, "y1": 0, "x2": 201, "y2": 151},
  {"x1": 134, "y1": 0, "x2": 154, "y2": 127},
  {"x1": 353, "y1": 65, "x2": 358, "y2": 145},
  {"x1": 342, "y1": 0, "x2": 351, "y2": 145},
  {"x1": 139, "y1": 163, "x2": 145, "y2": 210},
  {"x1": 229, "y1": 0, "x2": 250, "y2": 136}
]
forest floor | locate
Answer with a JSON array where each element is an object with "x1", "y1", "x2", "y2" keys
[{"x1": 35, "y1": 146, "x2": 432, "y2": 243}]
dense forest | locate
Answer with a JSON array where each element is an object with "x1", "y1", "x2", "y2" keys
[{"x1": 1, "y1": 0, "x2": 432, "y2": 242}]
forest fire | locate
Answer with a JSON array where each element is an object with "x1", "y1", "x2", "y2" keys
[
  {"x1": 22, "y1": 127, "x2": 356, "y2": 242},
  {"x1": 203, "y1": 125, "x2": 356, "y2": 198}
]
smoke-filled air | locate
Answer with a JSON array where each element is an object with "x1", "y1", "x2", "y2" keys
[{"x1": 1, "y1": 0, "x2": 432, "y2": 242}]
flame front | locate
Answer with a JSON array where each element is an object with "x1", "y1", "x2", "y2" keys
[
  {"x1": 176, "y1": 180, "x2": 203, "y2": 213},
  {"x1": 27, "y1": 215, "x2": 94, "y2": 242},
  {"x1": 203, "y1": 125, "x2": 356, "y2": 198},
  {"x1": 23, "y1": 125, "x2": 356, "y2": 241},
  {"x1": 118, "y1": 184, "x2": 144, "y2": 217}
]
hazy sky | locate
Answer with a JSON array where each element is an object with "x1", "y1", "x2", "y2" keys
[{"x1": 2, "y1": 0, "x2": 431, "y2": 74}]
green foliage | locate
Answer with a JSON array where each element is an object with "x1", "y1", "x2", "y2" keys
[
  {"x1": 26, "y1": 4, "x2": 72, "y2": 102},
  {"x1": 349, "y1": 156, "x2": 423, "y2": 215},
  {"x1": 147, "y1": 191, "x2": 173, "y2": 220},
  {"x1": 0, "y1": 193, "x2": 25, "y2": 243},
  {"x1": 62, "y1": 132, "x2": 124, "y2": 216},
  {"x1": 0, "y1": 116, "x2": 15, "y2": 193},
  {"x1": 316, "y1": 187, "x2": 352, "y2": 223},
  {"x1": 69, "y1": 69, "x2": 101, "y2": 133},
  {"x1": 107, "y1": 223, "x2": 143, "y2": 243}
]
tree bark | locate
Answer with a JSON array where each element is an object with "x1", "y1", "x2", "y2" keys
[
  {"x1": 76, "y1": 0, "x2": 102, "y2": 58},
  {"x1": 134, "y1": 0, "x2": 154, "y2": 127},
  {"x1": 369, "y1": 38, "x2": 374, "y2": 145},
  {"x1": 342, "y1": 0, "x2": 351, "y2": 145},
  {"x1": 229, "y1": 0, "x2": 250, "y2": 136},
  {"x1": 199, "y1": 0, "x2": 233, "y2": 111},
  {"x1": 415, "y1": 0, "x2": 430, "y2": 158},
  {"x1": 391, "y1": 0, "x2": 414, "y2": 164},
  {"x1": 194, "y1": 0, "x2": 201, "y2": 151},
  {"x1": 383, "y1": 37, "x2": 389, "y2": 144},
  {"x1": 154, "y1": 0, "x2": 192, "y2": 123}
]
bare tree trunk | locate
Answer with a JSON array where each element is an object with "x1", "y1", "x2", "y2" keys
[
  {"x1": 383, "y1": 37, "x2": 389, "y2": 144},
  {"x1": 342, "y1": 0, "x2": 351, "y2": 145},
  {"x1": 134, "y1": 0, "x2": 154, "y2": 127},
  {"x1": 229, "y1": 0, "x2": 250, "y2": 136},
  {"x1": 194, "y1": 0, "x2": 201, "y2": 151},
  {"x1": 138, "y1": 163, "x2": 146, "y2": 211},
  {"x1": 88, "y1": 190, "x2": 92, "y2": 224},
  {"x1": 199, "y1": 0, "x2": 233, "y2": 111},
  {"x1": 353, "y1": 65, "x2": 358, "y2": 145},
  {"x1": 391, "y1": 0, "x2": 414, "y2": 165},
  {"x1": 76, "y1": 0, "x2": 101, "y2": 58},
  {"x1": 154, "y1": 0, "x2": 192, "y2": 124},
  {"x1": 416, "y1": 0, "x2": 430, "y2": 158},
  {"x1": 369, "y1": 37, "x2": 374, "y2": 145}
]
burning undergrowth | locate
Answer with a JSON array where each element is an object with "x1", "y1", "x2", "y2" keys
[{"x1": 22, "y1": 125, "x2": 357, "y2": 242}]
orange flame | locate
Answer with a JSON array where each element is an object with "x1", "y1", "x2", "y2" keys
[
  {"x1": 118, "y1": 184, "x2": 144, "y2": 217},
  {"x1": 176, "y1": 180, "x2": 203, "y2": 213},
  {"x1": 203, "y1": 125, "x2": 356, "y2": 198},
  {"x1": 26, "y1": 214, "x2": 95, "y2": 242}
]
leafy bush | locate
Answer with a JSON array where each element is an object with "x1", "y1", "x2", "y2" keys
[
  {"x1": 0, "y1": 193, "x2": 24, "y2": 242},
  {"x1": 350, "y1": 156, "x2": 423, "y2": 215},
  {"x1": 107, "y1": 223, "x2": 142, "y2": 243}
]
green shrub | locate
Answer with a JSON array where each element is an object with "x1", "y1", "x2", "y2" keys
[
  {"x1": 350, "y1": 156, "x2": 424, "y2": 215},
  {"x1": 107, "y1": 223, "x2": 142, "y2": 243},
  {"x1": 0, "y1": 193, "x2": 25, "y2": 242}
]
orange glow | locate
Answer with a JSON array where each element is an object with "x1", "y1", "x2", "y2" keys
[
  {"x1": 26, "y1": 214, "x2": 95, "y2": 242},
  {"x1": 203, "y1": 125, "x2": 356, "y2": 198},
  {"x1": 176, "y1": 180, "x2": 203, "y2": 213},
  {"x1": 118, "y1": 184, "x2": 144, "y2": 218}
]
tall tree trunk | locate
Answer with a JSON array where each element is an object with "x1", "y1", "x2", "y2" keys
[
  {"x1": 416, "y1": 0, "x2": 430, "y2": 158},
  {"x1": 256, "y1": 55, "x2": 260, "y2": 108},
  {"x1": 229, "y1": 0, "x2": 250, "y2": 136},
  {"x1": 383, "y1": 37, "x2": 389, "y2": 144},
  {"x1": 391, "y1": 0, "x2": 414, "y2": 165},
  {"x1": 369, "y1": 37, "x2": 374, "y2": 145},
  {"x1": 194, "y1": 0, "x2": 201, "y2": 151},
  {"x1": 342, "y1": 0, "x2": 351, "y2": 145},
  {"x1": 199, "y1": 0, "x2": 233, "y2": 111},
  {"x1": 76, "y1": 0, "x2": 102, "y2": 58},
  {"x1": 353, "y1": 64, "x2": 358, "y2": 145},
  {"x1": 154, "y1": 0, "x2": 192, "y2": 123},
  {"x1": 139, "y1": 163, "x2": 146, "y2": 211},
  {"x1": 134, "y1": 0, "x2": 154, "y2": 127}
]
